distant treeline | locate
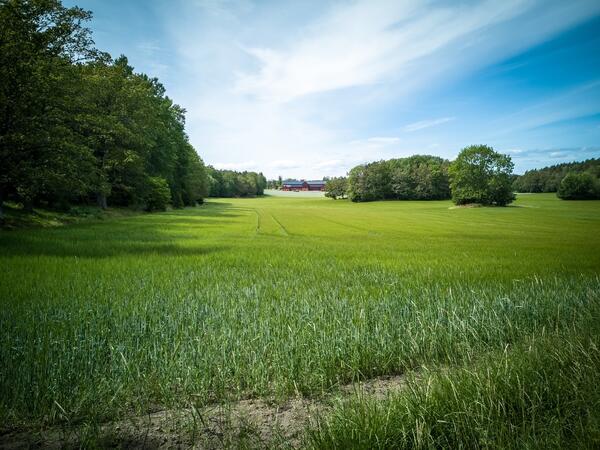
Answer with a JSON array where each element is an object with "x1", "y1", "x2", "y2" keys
[
  {"x1": 329, "y1": 150, "x2": 600, "y2": 204},
  {"x1": 207, "y1": 168, "x2": 267, "y2": 197},
  {"x1": 0, "y1": 0, "x2": 209, "y2": 215},
  {"x1": 332, "y1": 146, "x2": 515, "y2": 205},
  {"x1": 513, "y1": 159, "x2": 600, "y2": 193},
  {"x1": 346, "y1": 155, "x2": 451, "y2": 202}
]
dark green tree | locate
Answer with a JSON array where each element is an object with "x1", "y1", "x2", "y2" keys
[
  {"x1": 513, "y1": 158, "x2": 600, "y2": 193},
  {"x1": 207, "y1": 167, "x2": 266, "y2": 197},
  {"x1": 0, "y1": 1, "x2": 209, "y2": 217},
  {"x1": 0, "y1": 0, "x2": 102, "y2": 213},
  {"x1": 346, "y1": 156, "x2": 451, "y2": 202},
  {"x1": 557, "y1": 172, "x2": 600, "y2": 200},
  {"x1": 449, "y1": 145, "x2": 515, "y2": 206}
]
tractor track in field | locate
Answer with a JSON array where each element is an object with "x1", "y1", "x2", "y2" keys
[
  {"x1": 315, "y1": 215, "x2": 381, "y2": 236},
  {"x1": 253, "y1": 209, "x2": 261, "y2": 234},
  {"x1": 269, "y1": 213, "x2": 289, "y2": 236},
  {"x1": 0, "y1": 374, "x2": 409, "y2": 449}
]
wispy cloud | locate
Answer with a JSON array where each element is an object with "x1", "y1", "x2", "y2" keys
[
  {"x1": 268, "y1": 160, "x2": 302, "y2": 170},
  {"x1": 501, "y1": 147, "x2": 600, "y2": 173},
  {"x1": 490, "y1": 80, "x2": 600, "y2": 135},
  {"x1": 232, "y1": 1, "x2": 598, "y2": 103},
  {"x1": 213, "y1": 160, "x2": 259, "y2": 171},
  {"x1": 349, "y1": 136, "x2": 400, "y2": 146},
  {"x1": 403, "y1": 117, "x2": 455, "y2": 132},
  {"x1": 156, "y1": 0, "x2": 600, "y2": 178}
]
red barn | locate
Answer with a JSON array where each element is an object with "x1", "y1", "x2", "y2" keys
[
  {"x1": 281, "y1": 180, "x2": 326, "y2": 191},
  {"x1": 307, "y1": 180, "x2": 326, "y2": 191},
  {"x1": 282, "y1": 180, "x2": 308, "y2": 191}
]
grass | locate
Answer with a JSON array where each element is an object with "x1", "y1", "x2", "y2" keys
[
  {"x1": 1, "y1": 193, "x2": 599, "y2": 447},
  {"x1": 0, "y1": 201, "x2": 140, "y2": 229},
  {"x1": 308, "y1": 330, "x2": 600, "y2": 449}
]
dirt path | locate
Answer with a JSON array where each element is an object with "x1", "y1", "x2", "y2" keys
[{"x1": 0, "y1": 374, "x2": 409, "y2": 449}]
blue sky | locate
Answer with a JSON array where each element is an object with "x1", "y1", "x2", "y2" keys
[{"x1": 64, "y1": 0, "x2": 600, "y2": 178}]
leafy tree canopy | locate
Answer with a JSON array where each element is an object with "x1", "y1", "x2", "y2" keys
[
  {"x1": 0, "y1": 0, "x2": 209, "y2": 217},
  {"x1": 346, "y1": 155, "x2": 451, "y2": 202},
  {"x1": 207, "y1": 167, "x2": 267, "y2": 198},
  {"x1": 557, "y1": 172, "x2": 600, "y2": 200},
  {"x1": 324, "y1": 177, "x2": 348, "y2": 199},
  {"x1": 449, "y1": 145, "x2": 515, "y2": 206}
]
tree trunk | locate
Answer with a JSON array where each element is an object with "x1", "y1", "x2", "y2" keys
[{"x1": 97, "y1": 192, "x2": 107, "y2": 209}]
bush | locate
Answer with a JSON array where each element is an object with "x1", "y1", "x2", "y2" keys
[
  {"x1": 449, "y1": 145, "x2": 515, "y2": 206},
  {"x1": 557, "y1": 172, "x2": 600, "y2": 200},
  {"x1": 145, "y1": 177, "x2": 171, "y2": 211},
  {"x1": 324, "y1": 177, "x2": 348, "y2": 199}
]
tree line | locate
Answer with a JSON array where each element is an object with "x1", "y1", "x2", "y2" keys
[
  {"x1": 513, "y1": 158, "x2": 600, "y2": 199},
  {"x1": 207, "y1": 167, "x2": 267, "y2": 197},
  {"x1": 0, "y1": 0, "x2": 210, "y2": 217},
  {"x1": 344, "y1": 155, "x2": 451, "y2": 202},
  {"x1": 327, "y1": 146, "x2": 516, "y2": 206}
]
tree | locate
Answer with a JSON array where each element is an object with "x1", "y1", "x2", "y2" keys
[
  {"x1": 449, "y1": 145, "x2": 515, "y2": 206},
  {"x1": 144, "y1": 177, "x2": 171, "y2": 211},
  {"x1": 0, "y1": 1, "x2": 209, "y2": 215},
  {"x1": 389, "y1": 155, "x2": 450, "y2": 200},
  {"x1": 557, "y1": 172, "x2": 600, "y2": 200},
  {"x1": 513, "y1": 158, "x2": 600, "y2": 193},
  {"x1": 324, "y1": 177, "x2": 347, "y2": 199},
  {"x1": 0, "y1": 0, "x2": 102, "y2": 212},
  {"x1": 207, "y1": 167, "x2": 266, "y2": 197},
  {"x1": 346, "y1": 156, "x2": 451, "y2": 202}
]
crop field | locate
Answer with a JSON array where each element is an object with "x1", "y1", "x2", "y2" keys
[{"x1": 1, "y1": 193, "x2": 600, "y2": 448}]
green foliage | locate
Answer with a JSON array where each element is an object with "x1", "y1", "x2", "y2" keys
[
  {"x1": 266, "y1": 176, "x2": 283, "y2": 190},
  {"x1": 144, "y1": 177, "x2": 171, "y2": 211},
  {"x1": 208, "y1": 167, "x2": 267, "y2": 197},
  {"x1": 449, "y1": 145, "x2": 515, "y2": 206},
  {"x1": 513, "y1": 158, "x2": 600, "y2": 193},
  {"x1": 0, "y1": 0, "x2": 209, "y2": 213},
  {"x1": 347, "y1": 156, "x2": 450, "y2": 202},
  {"x1": 324, "y1": 177, "x2": 347, "y2": 199},
  {"x1": 557, "y1": 172, "x2": 600, "y2": 200},
  {"x1": 0, "y1": 0, "x2": 101, "y2": 210}
]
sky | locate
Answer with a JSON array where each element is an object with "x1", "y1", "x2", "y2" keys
[{"x1": 64, "y1": 0, "x2": 600, "y2": 178}]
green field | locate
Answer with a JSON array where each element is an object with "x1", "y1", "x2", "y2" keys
[{"x1": 1, "y1": 193, "x2": 600, "y2": 447}]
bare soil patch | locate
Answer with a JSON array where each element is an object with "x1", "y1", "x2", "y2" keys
[{"x1": 0, "y1": 374, "x2": 409, "y2": 449}]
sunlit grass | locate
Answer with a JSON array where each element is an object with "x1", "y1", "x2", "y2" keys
[{"x1": 1, "y1": 194, "x2": 599, "y2": 445}]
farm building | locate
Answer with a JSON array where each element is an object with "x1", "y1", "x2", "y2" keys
[
  {"x1": 281, "y1": 180, "x2": 326, "y2": 191},
  {"x1": 307, "y1": 180, "x2": 326, "y2": 191}
]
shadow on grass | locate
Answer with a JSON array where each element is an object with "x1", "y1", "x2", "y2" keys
[{"x1": 0, "y1": 201, "x2": 239, "y2": 258}]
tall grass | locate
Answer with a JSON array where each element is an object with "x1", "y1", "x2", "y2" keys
[
  {"x1": 307, "y1": 330, "x2": 600, "y2": 449},
  {"x1": 1, "y1": 194, "x2": 599, "y2": 441}
]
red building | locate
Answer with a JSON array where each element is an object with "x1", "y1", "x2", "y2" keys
[
  {"x1": 307, "y1": 180, "x2": 326, "y2": 191},
  {"x1": 282, "y1": 180, "x2": 326, "y2": 191}
]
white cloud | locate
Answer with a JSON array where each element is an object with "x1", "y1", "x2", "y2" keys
[
  {"x1": 159, "y1": 0, "x2": 600, "y2": 178},
  {"x1": 268, "y1": 160, "x2": 302, "y2": 170},
  {"x1": 366, "y1": 137, "x2": 401, "y2": 144},
  {"x1": 232, "y1": 1, "x2": 598, "y2": 103},
  {"x1": 213, "y1": 160, "x2": 259, "y2": 171},
  {"x1": 403, "y1": 117, "x2": 455, "y2": 132}
]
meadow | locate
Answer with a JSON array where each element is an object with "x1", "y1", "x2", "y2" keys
[{"x1": 1, "y1": 193, "x2": 599, "y2": 447}]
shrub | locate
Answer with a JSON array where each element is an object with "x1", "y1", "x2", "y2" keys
[
  {"x1": 557, "y1": 172, "x2": 600, "y2": 200},
  {"x1": 145, "y1": 177, "x2": 171, "y2": 211}
]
